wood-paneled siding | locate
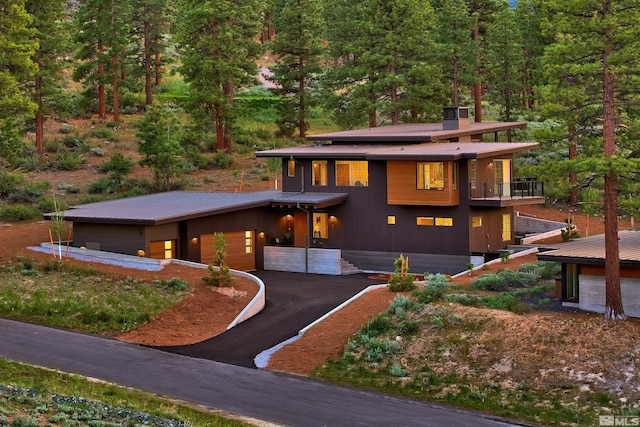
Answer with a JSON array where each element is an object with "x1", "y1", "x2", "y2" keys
[
  {"x1": 468, "y1": 207, "x2": 514, "y2": 253},
  {"x1": 387, "y1": 160, "x2": 460, "y2": 206},
  {"x1": 469, "y1": 155, "x2": 513, "y2": 199},
  {"x1": 201, "y1": 231, "x2": 255, "y2": 271}
]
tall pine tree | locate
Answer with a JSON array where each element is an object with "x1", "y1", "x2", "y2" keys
[
  {"x1": 26, "y1": 0, "x2": 69, "y2": 154},
  {"x1": 0, "y1": 0, "x2": 37, "y2": 119},
  {"x1": 270, "y1": 0, "x2": 324, "y2": 138},
  {"x1": 539, "y1": 0, "x2": 640, "y2": 320},
  {"x1": 175, "y1": 0, "x2": 263, "y2": 152}
]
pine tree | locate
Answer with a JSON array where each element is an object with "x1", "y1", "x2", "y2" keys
[
  {"x1": 26, "y1": 0, "x2": 69, "y2": 154},
  {"x1": 174, "y1": 0, "x2": 263, "y2": 153},
  {"x1": 539, "y1": 0, "x2": 640, "y2": 320},
  {"x1": 323, "y1": 0, "x2": 441, "y2": 127},
  {"x1": 270, "y1": 0, "x2": 324, "y2": 138},
  {"x1": 485, "y1": 0, "x2": 524, "y2": 139},
  {"x1": 136, "y1": 105, "x2": 185, "y2": 191},
  {"x1": 432, "y1": 0, "x2": 476, "y2": 108},
  {"x1": 0, "y1": 0, "x2": 37, "y2": 119},
  {"x1": 131, "y1": 0, "x2": 170, "y2": 107}
]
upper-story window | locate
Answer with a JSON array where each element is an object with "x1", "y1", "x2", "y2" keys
[
  {"x1": 336, "y1": 160, "x2": 368, "y2": 186},
  {"x1": 417, "y1": 162, "x2": 444, "y2": 190},
  {"x1": 312, "y1": 161, "x2": 327, "y2": 186}
]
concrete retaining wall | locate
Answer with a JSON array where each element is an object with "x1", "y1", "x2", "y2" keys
[
  {"x1": 579, "y1": 275, "x2": 640, "y2": 318},
  {"x1": 263, "y1": 246, "x2": 342, "y2": 275}
]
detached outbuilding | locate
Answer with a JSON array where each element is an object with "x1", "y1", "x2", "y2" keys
[{"x1": 537, "y1": 230, "x2": 640, "y2": 317}]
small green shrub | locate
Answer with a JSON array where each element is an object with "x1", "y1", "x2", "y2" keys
[
  {"x1": 388, "y1": 254, "x2": 417, "y2": 292},
  {"x1": 389, "y1": 364, "x2": 407, "y2": 377},
  {"x1": 154, "y1": 277, "x2": 188, "y2": 290},
  {"x1": 445, "y1": 293, "x2": 480, "y2": 306},
  {"x1": 60, "y1": 134, "x2": 90, "y2": 150},
  {"x1": 88, "y1": 178, "x2": 119, "y2": 194},
  {"x1": 412, "y1": 273, "x2": 450, "y2": 303},
  {"x1": 202, "y1": 233, "x2": 234, "y2": 287},
  {"x1": 48, "y1": 150, "x2": 85, "y2": 171},
  {"x1": 59, "y1": 124, "x2": 75, "y2": 134},
  {"x1": 88, "y1": 128, "x2": 118, "y2": 141},
  {"x1": 56, "y1": 183, "x2": 80, "y2": 194},
  {"x1": 212, "y1": 150, "x2": 233, "y2": 169},
  {"x1": 361, "y1": 315, "x2": 394, "y2": 337},
  {"x1": 399, "y1": 320, "x2": 421, "y2": 335},
  {"x1": 0, "y1": 205, "x2": 41, "y2": 222},
  {"x1": 472, "y1": 269, "x2": 538, "y2": 291}
]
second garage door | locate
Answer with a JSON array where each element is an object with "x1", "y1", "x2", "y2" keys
[{"x1": 200, "y1": 231, "x2": 255, "y2": 271}]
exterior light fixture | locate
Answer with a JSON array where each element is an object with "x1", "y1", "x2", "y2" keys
[{"x1": 191, "y1": 237, "x2": 199, "y2": 244}]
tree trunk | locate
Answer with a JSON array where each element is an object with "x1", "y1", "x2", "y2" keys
[
  {"x1": 568, "y1": 123, "x2": 578, "y2": 205},
  {"x1": 155, "y1": 38, "x2": 162, "y2": 85},
  {"x1": 452, "y1": 59, "x2": 459, "y2": 107},
  {"x1": 602, "y1": 0, "x2": 625, "y2": 320},
  {"x1": 299, "y1": 57, "x2": 306, "y2": 138},
  {"x1": 144, "y1": 9, "x2": 153, "y2": 106},
  {"x1": 98, "y1": 40, "x2": 106, "y2": 122},
  {"x1": 223, "y1": 82, "x2": 234, "y2": 153},
  {"x1": 112, "y1": 54, "x2": 120, "y2": 122},
  {"x1": 34, "y1": 74, "x2": 44, "y2": 155},
  {"x1": 473, "y1": 22, "x2": 483, "y2": 123}
]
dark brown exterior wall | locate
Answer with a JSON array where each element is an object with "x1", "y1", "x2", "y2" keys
[
  {"x1": 283, "y1": 158, "x2": 471, "y2": 257},
  {"x1": 72, "y1": 223, "x2": 146, "y2": 256}
]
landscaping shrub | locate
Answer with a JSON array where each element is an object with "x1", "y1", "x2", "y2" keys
[
  {"x1": 88, "y1": 178, "x2": 119, "y2": 194},
  {"x1": 0, "y1": 172, "x2": 24, "y2": 198},
  {"x1": 388, "y1": 254, "x2": 417, "y2": 292},
  {"x1": 154, "y1": 277, "x2": 188, "y2": 290},
  {"x1": 47, "y1": 150, "x2": 86, "y2": 171},
  {"x1": 361, "y1": 314, "x2": 394, "y2": 337},
  {"x1": 8, "y1": 181, "x2": 50, "y2": 204},
  {"x1": 472, "y1": 269, "x2": 538, "y2": 291},
  {"x1": 412, "y1": 273, "x2": 450, "y2": 303},
  {"x1": 59, "y1": 124, "x2": 75, "y2": 134},
  {"x1": 211, "y1": 150, "x2": 234, "y2": 169}
]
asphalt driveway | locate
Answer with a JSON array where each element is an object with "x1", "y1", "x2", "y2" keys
[{"x1": 156, "y1": 271, "x2": 383, "y2": 368}]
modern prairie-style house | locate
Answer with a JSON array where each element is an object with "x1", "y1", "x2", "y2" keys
[
  {"x1": 538, "y1": 231, "x2": 640, "y2": 317},
  {"x1": 48, "y1": 108, "x2": 545, "y2": 275}
]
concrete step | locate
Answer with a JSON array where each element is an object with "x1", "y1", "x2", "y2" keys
[{"x1": 340, "y1": 258, "x2": 362, "y2": 275}]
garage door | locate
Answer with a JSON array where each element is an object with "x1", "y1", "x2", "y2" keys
[{"x1": 200, "y1": 231, "x2": 255, "y2": 271}]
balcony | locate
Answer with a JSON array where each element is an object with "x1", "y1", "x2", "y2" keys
[{"x1": 469, "y1": 178, "x2": 545, "y2": 207}]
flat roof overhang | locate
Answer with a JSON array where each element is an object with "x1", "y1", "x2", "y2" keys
[
  {"x1": 270, "y1": 192, "x2": 348, "y2": 209},
  {"x1": 256, "y1": 142, "x2": 539, "y2": 161},
  {"x1": 305, "y1": 122, "x2": 528, "y2": 143},
  {"x1": 469, "y1": 197, "x2": 546, "y2": 208}
]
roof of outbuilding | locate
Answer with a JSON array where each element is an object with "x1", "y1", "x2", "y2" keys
[
  {"x1": 256, "y1": 142, "x2": 539, "y2": 160},
  {"x1": 305, "y1": 121, "x2": 528, "y2": 142},
  {"x1": 537, "y1": 230, "x2": 640, "y2": 266},
  {"x1": 46, "y1": 190, "x2": 348, "y2": 226}
]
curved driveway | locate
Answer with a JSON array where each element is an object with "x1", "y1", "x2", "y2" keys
[
  {"x1": 0, "y1": 318, "x2": 526, "y2": 427},
  {"x1": 157, "y1": 271, "x2": 382, "y2": 367}
]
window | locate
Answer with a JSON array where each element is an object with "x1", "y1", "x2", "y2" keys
[
  {"x1": 245, "y1": 231, "x2": 253, "y2": 254},
  {"x1": 452, "y1": 162, "x2": 458, "y2": 190},
  {"x1": 336, "y1": 161, "x2": 368, "y2": 186},
  {"x1": 469, "y1": 160, "x2": 477, "y2": 189},
  {"x1": 417, "y1": 162, "x2": 444, "y2": 190},
  {"x1": 472, "y1": 216, "x2": 482, "y2": 227},
  {"x1": 313, "y1": 213, "x2": 328, "y2": 238},
  {"x1": 435, "y1": 217, "x2": 453, "y2": 227},
  {"x1": 287, "y1": 160, "x2": 296, "y2": 177},
  {"x1": 502, "y1": 213, "x2": 511, "y2": 241},
  {"x1": 417, "y1": 216, "x2": 453, "y2": 226},
  {"x1": 417, "y1": 217, "x2": 435, "y2": 226},
  {"x1": 312, "y1": 161, "x2": 327, "y2": 186},
  {"x1": 387, "y1": 215, "x2": 396, "y2": 225},
  {"x1": 565, "y1": 264, "x2": 579, "y2": 300}
]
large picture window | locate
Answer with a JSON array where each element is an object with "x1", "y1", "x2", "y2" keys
[
  {"x1": 312, "y1": 161, "x2": 327, "y2": 186},
  {"x1": 417, "y1": 162, "x2": 444, "y2": 190},
  {"x1": 336, "y1": 161, "x2": 368, "y2": 186}
]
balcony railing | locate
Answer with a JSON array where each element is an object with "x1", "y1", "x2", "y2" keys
[{"x1": 470, "y1": 178, "x2": 544, "y2": 200}]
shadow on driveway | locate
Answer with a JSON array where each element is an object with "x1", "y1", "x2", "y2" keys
[{"x1": 155, "y1": 271, "x2": 383, "y2": 368}]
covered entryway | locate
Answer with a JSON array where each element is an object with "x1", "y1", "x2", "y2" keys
[{"x1": 200, "y1": 231, "x2": 255, "y2": 271}]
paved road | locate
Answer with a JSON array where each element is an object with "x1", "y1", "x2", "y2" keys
[
  {"x1": 0, "y1": 318, "x2": 526, "y2": 427},
  {"x1": 157, "y1": 271, "x2": 381, "y2": 367}
]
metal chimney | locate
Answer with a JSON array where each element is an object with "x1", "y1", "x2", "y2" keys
[{"x1": 443, "y1": 107, "x2": 470, "y2": 130}]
